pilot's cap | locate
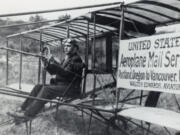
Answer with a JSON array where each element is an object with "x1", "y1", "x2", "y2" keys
[{"x1": 62, "y1": 38, "x2": 79, "y2": 50}]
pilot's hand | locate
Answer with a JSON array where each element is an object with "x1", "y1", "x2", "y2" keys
[
  {"x1": 49, "y1": 56, "x2": 55, "y2": 64},
  {"x1": 49, "y1": 56, "x2": 59, "y2": 65},
  {"x1": 42, "y1": 57, "x2": 49, "y2": 67}
]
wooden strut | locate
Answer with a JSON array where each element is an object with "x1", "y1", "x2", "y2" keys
[
  {"x1": 163, "y1": 127, "x2": 172, "y2": 135},
  {"x1": 19, "y1": 35, "x2": 23, "y2": 89},
  {"x1": 139, "y1": 91, "x2": 143, "y2": 105},
  {"x1": 0, "y1": 19, "x2": 59, "y2": 28},
  {"x1": 115, "y1": 2, "x2": 124, "y2": 112},
  {"x1": 0, "y1": 88, "x2": 115, "y2": 113},
  {"x1": 87, "y1": 12, "x2": 97, "y2": 135},
  {"x1": 0, "y1": 119, "x2": 14, "y2": 127},
  {"x1": 6, "y1": 38, "x2": 9, "y2": 85},
  {"x1": 0, "y1": 2, "x2": 121, "y2": 17},
  {"x1": 123, "y1": 117, "x2": 158, "y2": 135},
  {"x1": 25, "y1": 120, "x2": 32, "y2": 135},
  {"x1": 38, "y1": 30, "x2": 42, "y2": 84},
  {"x1": 0, "y1": 87, "x2": 29, "y2": 95},
  {"x1": 0, "y1": 46, "x2": 43, "y2": 58},
  {"x1": 174, "y1": 94, "x2": 180, "y2": 111}
]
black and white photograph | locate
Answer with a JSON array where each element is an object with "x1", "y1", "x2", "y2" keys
[{"x1": 0, "y1": 0, "x2": 180, "y2": 135}]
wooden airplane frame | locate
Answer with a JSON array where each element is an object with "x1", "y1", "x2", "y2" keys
[{"x1": 1, "y1": 1, "x2": 180, "y2": 135}]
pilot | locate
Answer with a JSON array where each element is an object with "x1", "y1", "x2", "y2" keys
[{"x1": 9, "y1": 38, "x2": 84, "y2": 122}]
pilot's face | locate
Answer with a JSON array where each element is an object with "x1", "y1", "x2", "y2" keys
[{"x1": 63, "y1": 43, "x2": 75, "y2": 55}]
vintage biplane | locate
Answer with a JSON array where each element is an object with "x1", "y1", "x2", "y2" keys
[{"x1": 1, "y1": 0, "x2": 180, "y2": 135}]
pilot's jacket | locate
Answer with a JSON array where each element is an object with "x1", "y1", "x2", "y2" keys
[{"x1": 46, "y1": 52, "x2": 83, "y2": 95}]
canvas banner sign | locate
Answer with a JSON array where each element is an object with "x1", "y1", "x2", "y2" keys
[{"x1": 117, "y1": 32, "x2": 180, "y2": 94}]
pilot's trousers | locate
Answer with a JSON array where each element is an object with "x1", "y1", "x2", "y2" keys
[{"x1": 21, "y1": 83, "x2": 70, "y2": 117}]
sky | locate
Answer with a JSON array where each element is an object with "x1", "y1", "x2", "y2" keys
[{"x1": 0, "y1": 0, "x2": 122, "y2": 21}]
